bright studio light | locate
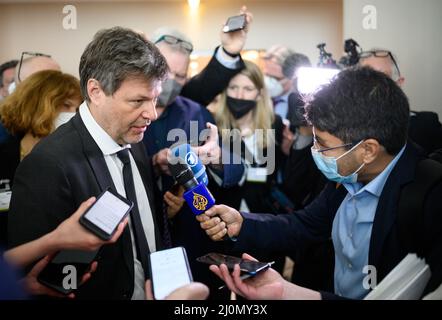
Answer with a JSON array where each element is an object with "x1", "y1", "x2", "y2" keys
[
  {"x1": 188, "y1": 0, "x2": 200, "y2": 11},
  {"x1": 297, "y1": 67, "x2": 340, "y2": 95}
]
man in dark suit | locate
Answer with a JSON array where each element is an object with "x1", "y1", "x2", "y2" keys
[
  {"x1": 8, "y1": 27, "x2": 169, "y2": 299},
  {"x1": 197, "y1": 67, "x2": 442, "y2": 299}
]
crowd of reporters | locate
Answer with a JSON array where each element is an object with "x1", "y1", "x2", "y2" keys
[{"x1": 0, "y1": 5, "x2": 441, "y2": 300}]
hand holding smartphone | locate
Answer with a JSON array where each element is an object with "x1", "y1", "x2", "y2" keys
[
  {"x1": 37, "y1": 189, "x2": 133, "y2": 295},
  {"x1": 79, "y1": 188, "x2": 133, "y2": 240},
  {"x1": 149, "y1": 247, "x2": 193, "y2": 299},
  {"x1": 197, "y1": 253, "x2": 274, "y2": 288}
]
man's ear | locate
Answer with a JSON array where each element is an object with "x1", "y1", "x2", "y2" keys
[
  {"x1": 87, "y1": 79, "x2": 104, "y2": 106},
  {"x1": 361, "y1": 139, "x2": 381, "y2": 164}
]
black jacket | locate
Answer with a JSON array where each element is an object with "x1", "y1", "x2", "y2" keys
[{"x1": 8, "y1": 114, "x2": 166, "y2": 299}]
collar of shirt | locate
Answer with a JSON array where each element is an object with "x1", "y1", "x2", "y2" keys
[
  {"x1": 79, "y1": 101, "x2": 131, "y2": 156},
  {"x1": 273, "y1": 92, "x2": 290, "y2": 104},
  {"x1": 343, "y1": 144, "x2": 407, "y2": 198}
]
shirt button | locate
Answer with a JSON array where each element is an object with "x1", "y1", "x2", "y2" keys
[
  {"x1": 348, "y1": 263, "x2": 353, "y2": 269},
  {"x1": 349, "y1": 233, "x2": 353, "y2": 238}
]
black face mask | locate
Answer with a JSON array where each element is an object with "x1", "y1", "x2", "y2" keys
[{"x1": 226, "y1": 96, "x2": 257, "y2": 119}]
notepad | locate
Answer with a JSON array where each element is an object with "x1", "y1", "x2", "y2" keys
[{"x1": 364, "y1": 253, "x2": 431, "y2": 300}]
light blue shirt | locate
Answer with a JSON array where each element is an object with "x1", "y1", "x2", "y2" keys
[
  {"x1": 273, "y1": 92, "x2": 290, "y2": 120},
  {"x1": 332, "y1": 145, "x2": 406, "y2": 299},
  {"x1": 215, "y1": 46, "x2": 241, "y2": 70}
]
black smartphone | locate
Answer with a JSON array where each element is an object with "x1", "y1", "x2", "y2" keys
[
  {"x1": 148, "y1": 247, "x2": 193, "y2": 300},
  {"x1": 79, "y1": 188, "x2": 133, "y2": 241},
  {"x1": 37, "y1": 249, "x2": 100, "y2": 295},
  {"x1": 222, "y1": 14, "x2": 246, "y2": 33},
  {"x1": 197, "y1": 253, "x2": 274, "y2": 276}
]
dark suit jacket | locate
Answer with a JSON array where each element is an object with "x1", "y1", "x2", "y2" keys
[
  {"x1": 8, "y1": 114, "x2": 165, "y2": 299},
  {"x1": 233, "y1": 143, "x2": 442, "y2": 299},
  {"x1": 409, "y1": 110, "x2": 442, "y2": 155}
]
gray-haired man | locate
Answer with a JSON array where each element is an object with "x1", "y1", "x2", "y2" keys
[{"x1": 9, "y1": 27, "x2": 169, "y2": 299}]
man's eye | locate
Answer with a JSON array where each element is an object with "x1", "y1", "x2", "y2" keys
[{"x1": 131, "y1": 100, "x2": 144, "y2": 106}]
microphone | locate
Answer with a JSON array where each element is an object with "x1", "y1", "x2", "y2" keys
[
  {"x1": 169, "y1": 160, "x2": 215, "y2": 216},
  {"x1": 170, "y1": 144, "x2": 209, "y2": 186}
]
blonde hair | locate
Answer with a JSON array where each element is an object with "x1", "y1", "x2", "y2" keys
[
  {"x1": 0, "y1": 70, "x2": 81, "y2": 137},
  {"x1": 215, "y1": 60, "x2": 275, "y2": 149}
]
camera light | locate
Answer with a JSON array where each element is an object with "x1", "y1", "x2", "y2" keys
[{"x1": 297, "y1": 67, "x2": 340, "y2": 95}]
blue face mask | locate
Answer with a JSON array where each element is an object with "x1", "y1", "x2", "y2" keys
[{"x1": 311, "y1": 140, "x2": 365, "y2": 184}]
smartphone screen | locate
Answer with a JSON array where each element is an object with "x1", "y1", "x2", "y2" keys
[
  {"x1": 37, "y1": 249, "x2": 99, "y2": 295},
  {"x1": 149, "y1": 247, "x2": 193, "y2": 300},
  {"x1": 81, "y1": 189, "x2": 132, "y2": 239},
  {"x1": 223, "y1": 14, "x2": 246, "y2": 33}
]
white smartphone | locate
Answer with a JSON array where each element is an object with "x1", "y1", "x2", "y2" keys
[{"x1": 149, "y1": 247, "x2": 193, "y2": 300}]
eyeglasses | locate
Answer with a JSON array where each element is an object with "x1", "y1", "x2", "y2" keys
[
  {"x1": 17, "y1": 51, "x2": 52, "y2": 82},
  {"x1": 359, "y1": 50, "x2": 401, "y2": 76},
  {"x1": 154, "y1": 35, "x2": 193, "y2": 53},
  {"x1": 313, "y1": 137, "x2": 354, "y2": 153}
]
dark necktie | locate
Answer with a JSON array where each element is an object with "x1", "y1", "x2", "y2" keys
[{"x1": 116, "y1": 148, "x2": 150, "y2": 278}]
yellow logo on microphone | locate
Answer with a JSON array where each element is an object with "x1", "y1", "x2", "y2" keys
[{"x1": 193, "y1": 192, "x2": 208, "y2": 211}]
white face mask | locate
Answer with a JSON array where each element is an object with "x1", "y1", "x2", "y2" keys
[
  {"x1": 8, "y1": 82, "x2": 16, "y2": 95},
  {"x1": 264, "y1": 75, "x2": 284, "y2": 98},
  {"x1": 54, "y1": 112, "x2": 76, "y2": 129}
]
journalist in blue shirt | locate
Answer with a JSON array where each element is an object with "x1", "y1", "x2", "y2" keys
[{"x1": 196, "y1": 67, "x2": 442, "y2": 300}]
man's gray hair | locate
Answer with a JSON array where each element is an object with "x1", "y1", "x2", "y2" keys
[
  {"x1": 151, "y1": 26, "x2": 193, "y2": 54},
  {"x1": 282, "y1": 52, "x2": 311, "y2": 79},
  {"x1": 79, "y1": 26, "x2": 168, "y2": 101},
  {"x1": 264, "y1": 45, "x2": 294, "y2": 66}
]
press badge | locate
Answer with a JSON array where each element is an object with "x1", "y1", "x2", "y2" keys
[
  {"x1": 0, "y1": 179, "x2": 12, "y2": 212},
  {"x1": 246, "y1": 167, "x2": 268, "y2": 183}
]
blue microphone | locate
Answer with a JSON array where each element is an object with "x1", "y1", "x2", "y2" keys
[
  {"x1": 171, "y1": 144, "x2": 209, "y2": 186},
  {"x1": 169, "y1": 161, "x2": 215, "y2": 216}
]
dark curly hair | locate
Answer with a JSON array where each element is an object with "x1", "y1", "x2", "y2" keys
[{"x1": 305, "y1": 66, "x2": 409, "y2": 155}]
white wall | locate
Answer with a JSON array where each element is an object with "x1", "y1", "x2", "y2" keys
[
  {"x1": 0, "y1": 0, "x2": 342, "y2": 77},
  {"x1": 344, "y1": 0, "x2": 442, "y2": 118}
]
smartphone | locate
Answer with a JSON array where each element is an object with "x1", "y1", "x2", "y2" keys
[
  {"x1": 222, "y1": 14, "x2": 246, "y2": 33},
  {"x1": 37, "y1": 249, "x2": 99, "y2": 295},
  {"x1": 149, "y1": 247, "x2": 193, "y2": 300},
  {"x1": 196, "y1": 253, "x2": 274, "y2": 276},
  {"x1": 79, "y1": 188, "x2": 133, "y2": 241}
]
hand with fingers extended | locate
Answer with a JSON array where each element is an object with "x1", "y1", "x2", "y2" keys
[
  {"x1": 195, "y1": 204, "x2": 243, "y2": 241},
  {"x1": 192, "y1": 122, "x2": 222, "y2": 168},
  {"x1": 4, "y1": 197, "x2": 128, "y2": 269},
  {"x1": 164, "y1": 185, "x2": 185, "y2": 219},
  {"x1": 21, "y1": 254, "x2": 98, "y2": 299},
  {"x1": 210, "y1": 253, "x2": 322, "y2": 300},
  {"x1": 210, "y1": 253, "x2": 285, "y2": 300},
  {"x1": 145, "y1": 280, "x2": 209, "y2": 300},
  {"x1": 220, "y1": 6, "x2": 254, "y2": 57},
  {"x1": 152, "y1": 148, "x2": 172, "y2": 176},
  {"x1": 52, "y1": 197, "x2": 129, "y2": 252}
]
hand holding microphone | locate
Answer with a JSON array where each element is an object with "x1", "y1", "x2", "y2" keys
[
  {"x1": 168, "y1": 147, "x2": 242, "y2": 241},
  {"x1": 196, "y1": 205, "x2": 243, "y2": 241}
]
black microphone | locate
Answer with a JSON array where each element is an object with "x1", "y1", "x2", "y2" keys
[{"x1": 168, "y1": 160, "x2": 215, "y2": 216}]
